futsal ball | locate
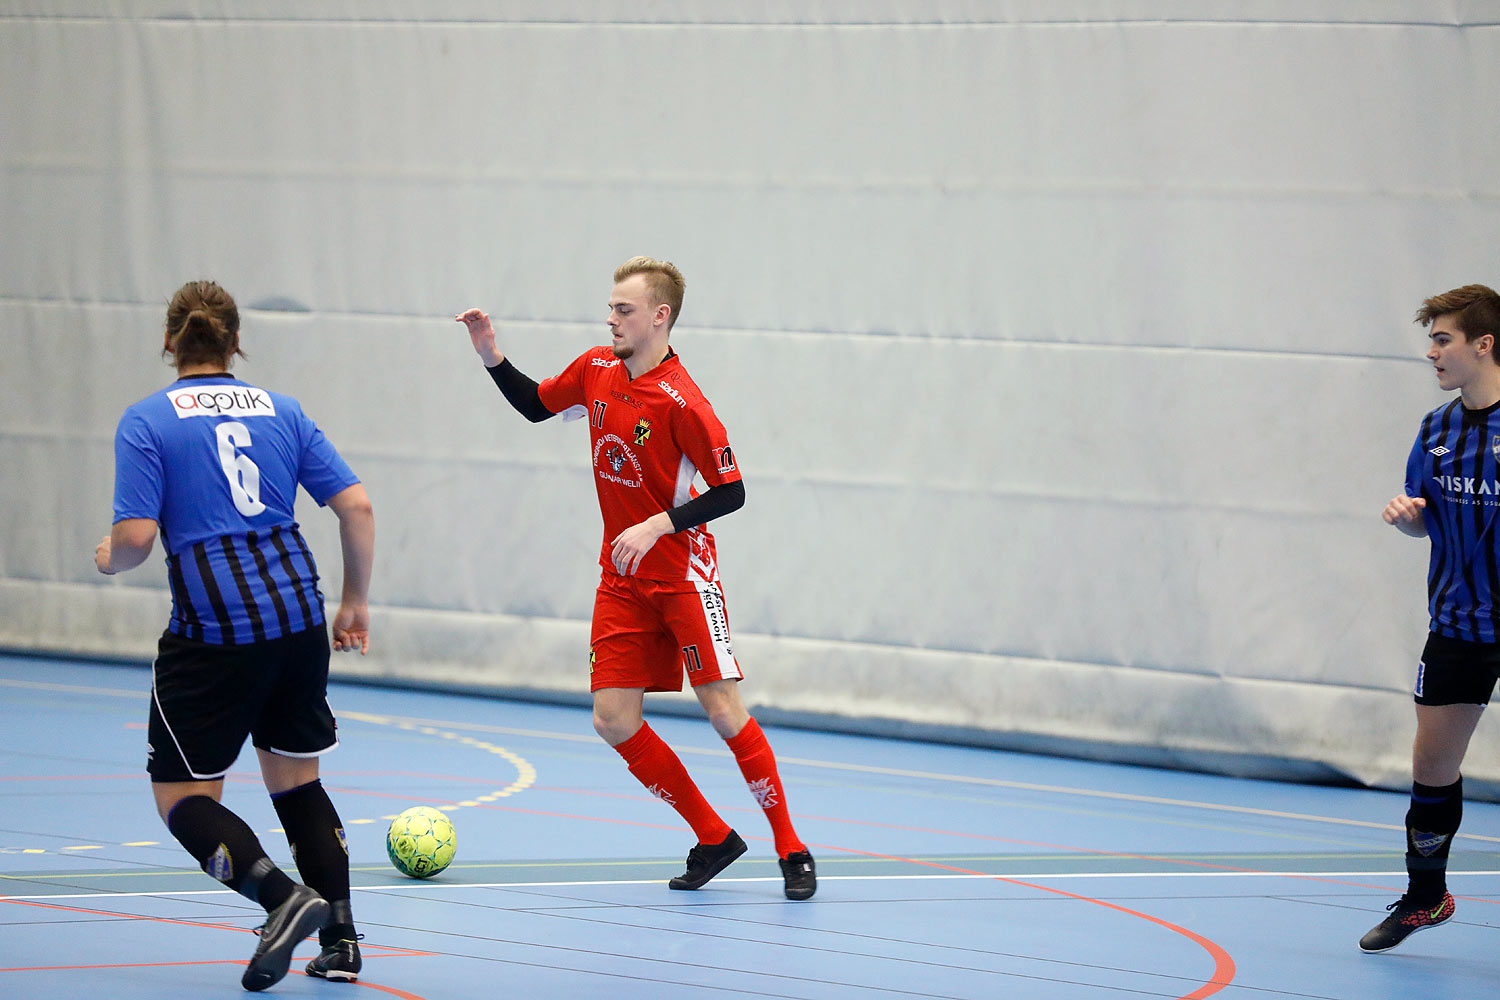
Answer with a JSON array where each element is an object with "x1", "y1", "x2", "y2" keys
[{"x1": 386, "y1": 806, "x2": 457, "y2": 879}]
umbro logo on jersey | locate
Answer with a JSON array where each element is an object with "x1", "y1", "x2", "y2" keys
[{"x1": 1429, "y1": 446, "x2": 1451, "y2": 455}]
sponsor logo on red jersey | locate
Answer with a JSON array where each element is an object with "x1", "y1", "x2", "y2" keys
[
  {"x1": 658, "y1": 380, "x2": 687, "y2": 408},
  {"x1": 592, "y1": 433, "x2": 644, "y2": 488}
]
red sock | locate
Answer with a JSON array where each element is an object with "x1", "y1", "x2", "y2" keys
[
  {"x1": 726, "y1": 717, "x2": 806, "y2": 858},
  {"x1": 614, "y1": 722, "x2": 732, "y2": 845}
]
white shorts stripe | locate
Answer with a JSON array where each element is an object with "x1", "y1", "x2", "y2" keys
[{"x1": 693, "y1": 581, "x2": 741, "y2": 681}]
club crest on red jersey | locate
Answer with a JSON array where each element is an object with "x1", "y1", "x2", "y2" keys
[{"x1": 634, "y1": 419, "x2": 652, "y2": 445}]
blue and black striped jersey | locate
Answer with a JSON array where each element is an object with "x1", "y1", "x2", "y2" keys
[
  {"x1": 1405, "y1": 397, "x2": 1500, "y2": 642},
  {"x1": 112, "y1": 374, "x2": 359, "y2": 645}
]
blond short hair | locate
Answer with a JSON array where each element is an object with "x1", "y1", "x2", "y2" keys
[{"x1": 614, "y1": 256, "x2": 685, "y2": 330}]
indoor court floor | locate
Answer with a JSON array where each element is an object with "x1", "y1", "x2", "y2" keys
[{"x1": 3, "y1": 653, "x2": 1499, "y2": 999}]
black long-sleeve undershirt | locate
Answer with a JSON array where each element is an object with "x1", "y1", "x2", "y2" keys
[
  {"x1": 483, "y1": 359, "x2": 746, "y2": 531},
  {"x1": 486, "y1": 359, "x2": 553, "y2": 423},
  {"x1": 668, "y1": 479, "x2": 744, "y2": 532}
]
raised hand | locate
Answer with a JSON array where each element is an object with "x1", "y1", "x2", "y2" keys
[{"x1": 456, "y1": 308, "x2": 504, "y2": 367}]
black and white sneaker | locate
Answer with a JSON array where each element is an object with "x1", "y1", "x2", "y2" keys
[
  {"x1": 306, "y1": 935, "x2": 363, "y2": 981},
  {"x1": 779, "y1": 850, "x2": 816, "y2": 900},
  {"x1": 242, "y1": 885, "x2": 329, "y2": 991},
  {"x1": 668, "y1": 830, "x2": 747, "y2": 890},
  {"x1": 1359, "y1": 891, "x2": 1455, "y2": 953}
]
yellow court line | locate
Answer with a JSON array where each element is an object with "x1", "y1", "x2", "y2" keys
[{"x1": 0, "y1": 678, "x2": 143, "y2": 698}]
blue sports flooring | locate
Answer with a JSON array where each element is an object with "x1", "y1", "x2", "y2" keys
[{"x1": 2, "y1": 654, "x2": 1498, "y2": 999}]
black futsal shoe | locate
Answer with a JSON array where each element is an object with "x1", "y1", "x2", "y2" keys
[
  {"x1": 1359, "y1": 891, "x2": 1455, "y2": 953},
  {"x1": 669, "y1": 829, "x2": 747, "y2": 890},
  {"x1": 305, "y1": 935, "x2": 363, "y2": 981},
  {"x1": 242, "y1": 885, "x2": 330, "y2": 991},
  {"x1": 779, "y1": 849, "x2": 817, "y2": 900}
]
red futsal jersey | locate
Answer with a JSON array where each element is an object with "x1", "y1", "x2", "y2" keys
[{"x1": 536, "y1": 347, "x2": 741, "y2": 583}]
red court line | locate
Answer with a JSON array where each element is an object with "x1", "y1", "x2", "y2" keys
[
  {"x1": 0, "y1": 773, "x2": 142, "y2": 783},
  {"x1": 3, "y1": 959, "x2": 251, "y2": 971},
  {"x1": 1, "y1": 895, "x2": 256, "y2": 935},
  {"x1": 2, "y1": 956, "x2": 431, "y2": 999},
  {"x1": 0, "y1": 895, "x2": 436, "y2": 998},
  {"x1": 0, "y1": 896, "x2": 431, "y2": 957},
  {"x1": 808, "y1": 842, "x2": 1237, "y2": 1000}
]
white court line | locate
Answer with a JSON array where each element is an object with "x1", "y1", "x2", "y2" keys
[
  {"x1": 8, "y1": 870, "x2": 1500, "y2": 901},
  {"x1": 14, "y1": 679, "x2": 1500, "y2": 844},
  {"x1": 312, "y1": 709, "x2": 1500, "y2": 845}
]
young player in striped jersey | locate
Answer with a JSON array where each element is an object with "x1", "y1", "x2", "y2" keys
[
  {"x1": 456, "y1": 257, "x2": 815, "y2": 900},
  {"x1": 1363, "y1": 283, "x2": 1500, "y2": 953},
  {"x1": 95, "y1": 281, "x2": 375, "y2": 989}
]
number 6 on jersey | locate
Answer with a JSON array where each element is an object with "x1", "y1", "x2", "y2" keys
[{"x1": 216, "y1": 421, "x2": 267, "y2": 516}]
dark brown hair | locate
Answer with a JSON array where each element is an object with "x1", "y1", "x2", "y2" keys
[
  {"x1": 163, "y1": 280, "x2": 243, "y2": 369},
  {"x1": 1415, "y1": 284, "x2": 1500, "y2": 346}
]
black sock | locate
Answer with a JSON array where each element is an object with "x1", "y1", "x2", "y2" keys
[
  {"x1": 272, "y1": 779, "x2": 354, "y2": 945},
  {"x1": 1406, "y1": 778, "x2": 1462, "y2": 905},
  {"x1": 165, "y1": 794, "x2": 295, "y2": 910}
]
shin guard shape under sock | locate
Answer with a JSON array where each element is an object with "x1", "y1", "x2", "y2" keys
[
  {"x1": 271, "y1": 779, "x2": 352, "y2": 932},
  {"x1": 1406, "y1": 777, "x2": 1462, "y2": 904},
  {"x1": 165, "y1": 794, "x2": 294, "y2": 910}
]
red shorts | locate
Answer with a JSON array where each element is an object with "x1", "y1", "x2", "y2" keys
[{"x1": 589, "y1": 573, "x2": 743, "y2": 693}]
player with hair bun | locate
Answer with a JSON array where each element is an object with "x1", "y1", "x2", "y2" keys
[{"x1": 97, "y1": 280, "x2": 375, "y2": 989}]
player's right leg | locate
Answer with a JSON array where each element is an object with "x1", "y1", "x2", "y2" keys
[
  {"x1": 149, "y1": 634, "x2": 327, "y2": 990},
  {"x1": 591, "y1": 576, "x2": 743, "y2": 888},
  {"x1": 1360, "y1": 633, "x2": 1490, "y2": 953},
  {"x1": 255, "y1": 628, "x2": 361, "y2": 981}
]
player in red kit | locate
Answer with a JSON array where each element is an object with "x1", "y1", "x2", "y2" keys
[{"x1": 456, "y1": 257, "x2": 815, "y2": 899}]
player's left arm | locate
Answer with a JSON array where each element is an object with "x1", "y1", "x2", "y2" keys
[
  {"x1": 96, "y1": 519, "x2": 158, "y2": 574},
  {"x1": 326, "y1": 483, "x2": 375, "y2": 654}
]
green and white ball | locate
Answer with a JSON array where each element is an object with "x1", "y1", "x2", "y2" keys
[{"x1": 386, "y1": 806, "x2": 457, "y2": 879}]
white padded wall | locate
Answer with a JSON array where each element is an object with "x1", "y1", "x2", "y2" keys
[{"x1": 4, "y1": 3, "x2": 1498, "y2": 790}]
